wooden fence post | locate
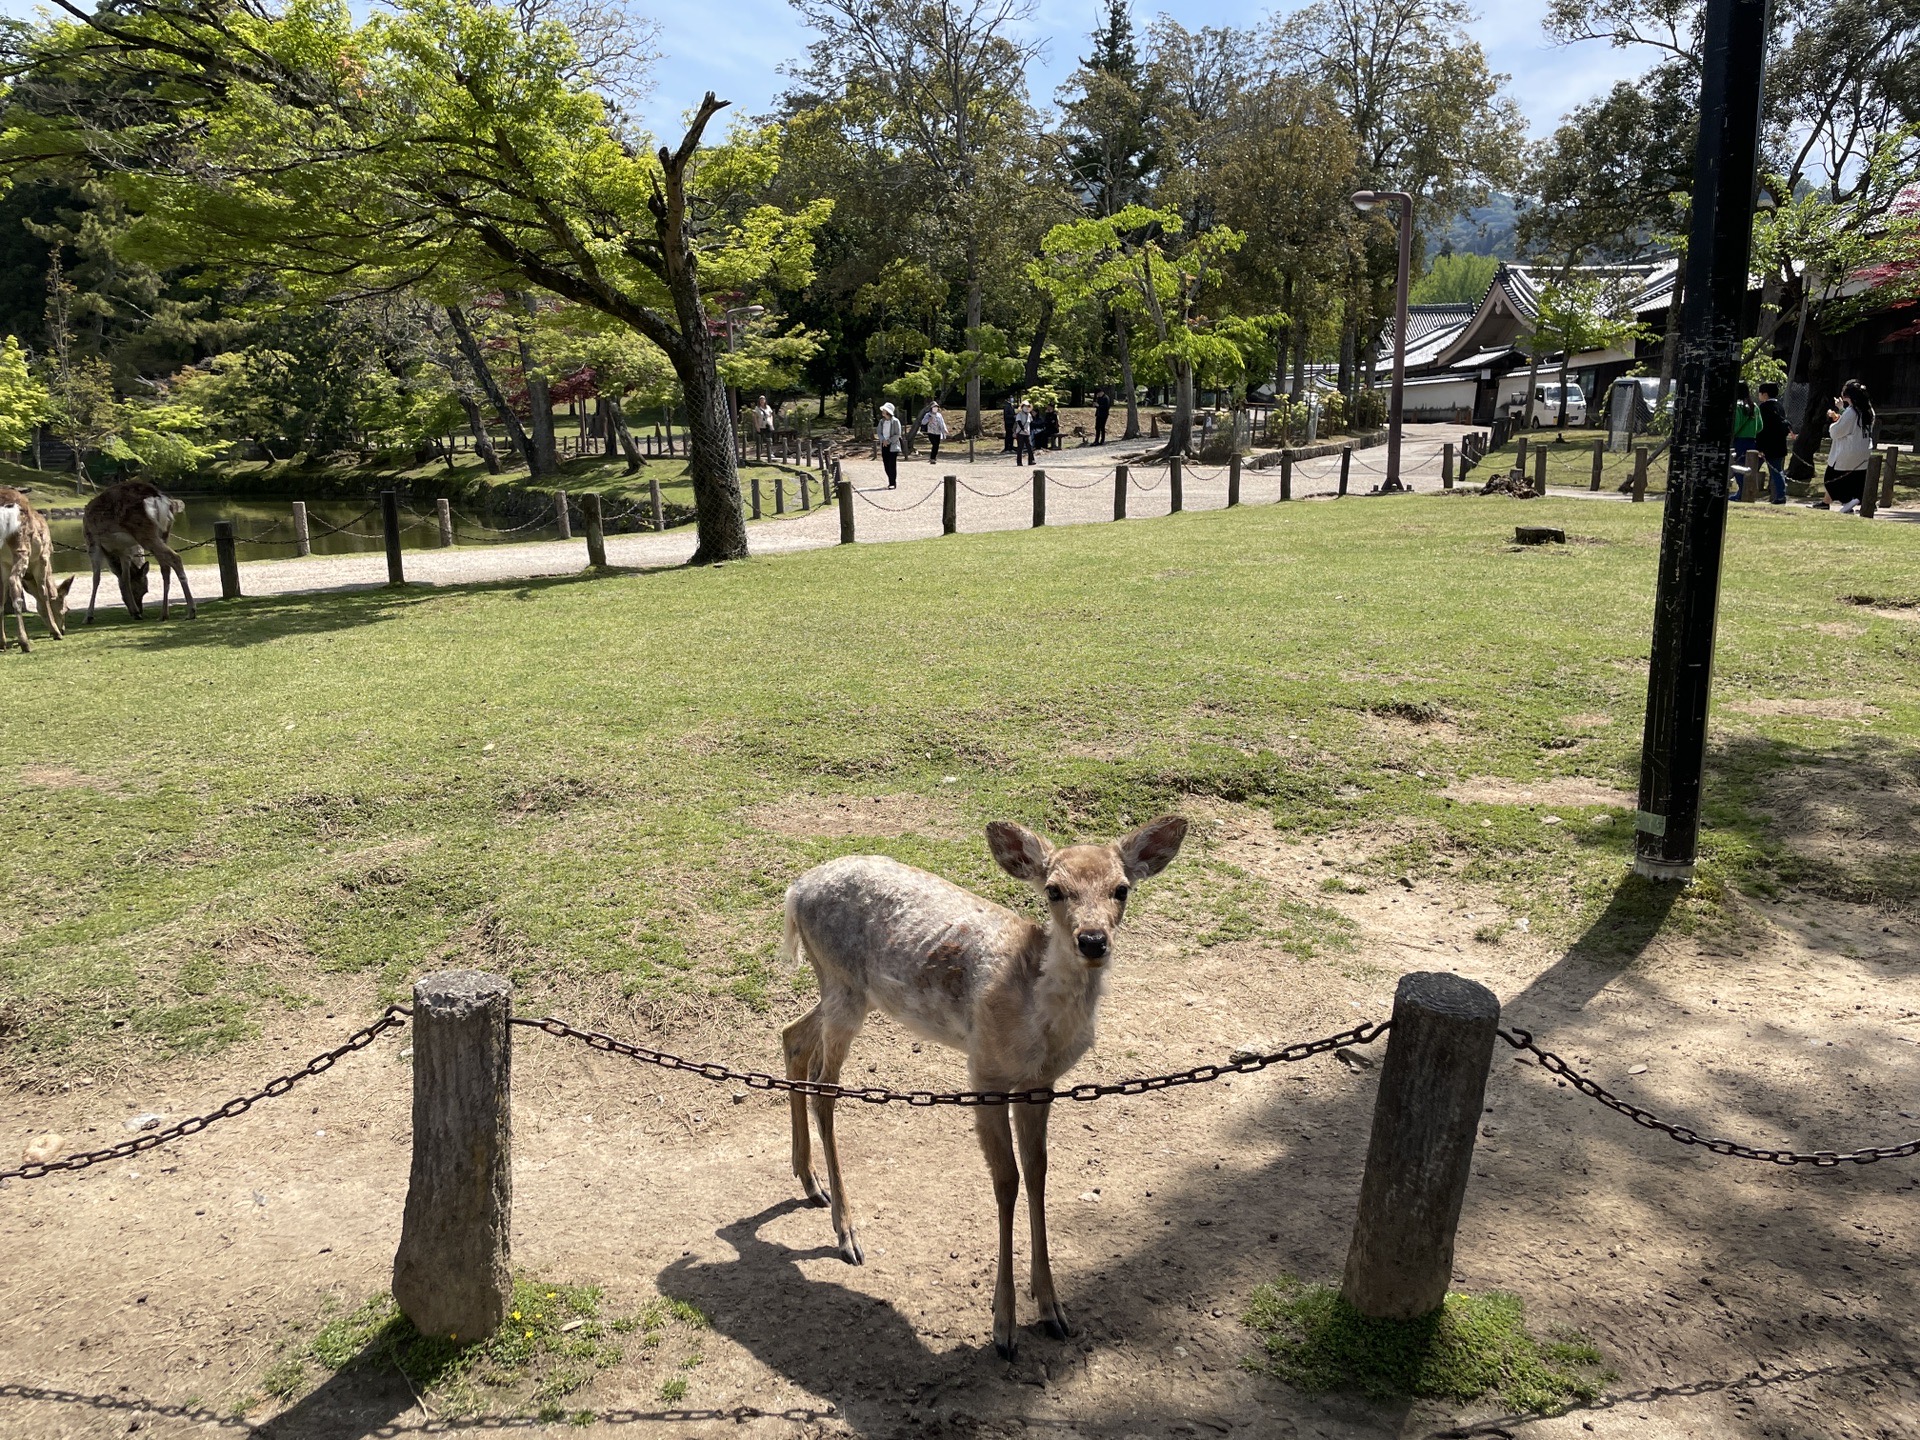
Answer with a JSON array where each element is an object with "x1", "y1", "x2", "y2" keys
[
  {"x1": 213, "y1": 521, "x2": 240, "y2": 600},
  {"x1": 751, "y1": 475, "x2": 762, "y2": 521},
  {"x1": 649, "y1": 476, "x2": 664, "y2": 533},
  {"x1": 291, "y1": 501, "x2": 311, "y2": 557},
  {"x1": 1169, "y1": 456, "x2": 1183, "y2": 513},
  {"x1": 1032, "y1": 469, "x2": 1047, "y2": 527},
  {"x1": 1516, "y1": 435, "x2": 1530, "y2": 474},
  {"x1": 1632, "y1": 447, "x2": 1649, "y2": 503},
  {"x1": 1881, "y1": 447, "x2": 1899, "y2": 507},
  {"x1": 775, "y1": 473, "x2": 786, "y2": 516},
  {"x1": 1339, "y1": 971, "x2": 1499, "y2": 1320},
  {"x1": 1533, "y1": 447, "x2": 1548, "y2": 497},
  {"x1": 1860, "y1": 453, "x2": 1881, "y2": 518},
  {"x1": 581, "y1": 492, "x2": 607, "y2": 568},
  {"x1": 1590, "y1": 439, "x2": 1604, "y2": 492},
  {"x1": 838, "y1": 469, "x2": 855, "y2": 544},
  {"x1": 1114, "y1": 465, "x2": 1129, "y2": 520},
  {"x1": 1280, "y1": 450, "x2": 1293, "y2": 502},
  {"x1": 1442, "y1": 442, "x2": 1455, "y2": 491},
  {"x1": 942, "y1": 475, "x2": 957, "y2": 535},
  {"x1": 554, "y1": 490, "x2": 571, "y2": 540},
  {"x1": 436, "y1": 498, "x2": 454, "y2": 547},
  {"x1": 1339, "y1": 446, "x2": 1351, "y2": 497},
  {"x1": 800, "y1": 473, "x2": 812, "y2": 512},
  {"x1": 1228, "y1": 452, "x2": 1241, "y2": 507},
  {"x1": 382, "y1": 490, "x2": 404, "y2": 585},
  {"x1": 392, "y1": 969, "x2": 514, "y2": 1342}
]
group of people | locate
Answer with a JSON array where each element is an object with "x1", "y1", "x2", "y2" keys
[{"x1": 1730, "y1": 378, "x2": 1878, "y2": 512}]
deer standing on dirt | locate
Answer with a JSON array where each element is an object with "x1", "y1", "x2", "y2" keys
[
  {"x1": 0, "y1": 487, "x2": 73, "y2": 653},
  {"x1": 780, "y1": 815, "x2": 1188, "y2": 1359},
  {"x1": 82, "y1": 480, "x2": 194, "y2": 622}
]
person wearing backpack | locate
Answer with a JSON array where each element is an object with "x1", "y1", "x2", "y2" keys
[{"x1": 1755, "y1": 382, "x2": 1792, "y2": 505}]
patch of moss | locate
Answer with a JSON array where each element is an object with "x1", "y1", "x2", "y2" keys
[{"x1": 1242, "y1": 1277, "x2": 1611, "y2": 1413}]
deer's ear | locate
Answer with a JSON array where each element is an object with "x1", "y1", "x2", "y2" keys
[
  {"x1": 986, "y1": 821, "x2": 1053, "y2": 883},
  {"x1": 57, "y1": 576, "x2": 74, "y2": 598},
  {"x1": 1118, "y1": 815, "x2": 1188, "y2": 881}
]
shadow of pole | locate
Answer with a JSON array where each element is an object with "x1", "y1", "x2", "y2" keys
[{"x1": 1504, "y1": 868, "x2": 1681, "y2": 1021}]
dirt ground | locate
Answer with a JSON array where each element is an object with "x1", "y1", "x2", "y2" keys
[{"x1": 3, "y1": 801, "x2": 1918, "y2": 1440}]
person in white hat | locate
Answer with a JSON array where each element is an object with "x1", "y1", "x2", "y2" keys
[{"x1": 876, "y1": 402, "x2": 903, "y2": 488}]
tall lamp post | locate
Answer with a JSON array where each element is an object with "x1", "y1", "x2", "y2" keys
[
  {"x1": 1352, "y1": 190, "x2": 1413, "y2": 491},
  {"x1": 723, "y1": 303, "x2": 765, "y2": 459}
]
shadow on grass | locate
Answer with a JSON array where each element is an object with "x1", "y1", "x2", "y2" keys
[{"x1": 1505, "y1": 870, "x2": 1680, "y2": 1020}]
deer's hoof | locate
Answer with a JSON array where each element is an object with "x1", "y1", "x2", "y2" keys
[
  {"x1": 1041, "y1": 1310, "x2": 1074, "y2": 1341},
  {"x1": 800, "y1": 1174, "x2": 831, "y2": 1208},
  {"x1": 993, "y1": 1331, "x2": 1017, "y2": 1362},
  {"x1": 838, "y1": 1231, "x2": 865, "y2": 1266}
]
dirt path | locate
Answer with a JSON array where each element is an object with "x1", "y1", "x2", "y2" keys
[{"x1": 4, "y1": 804, "x2": 1916, "y2": 1439}]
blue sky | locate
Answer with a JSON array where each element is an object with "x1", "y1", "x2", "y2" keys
[{"x1": 1, "y1": 0, "x2": 1647, "y2": 143}]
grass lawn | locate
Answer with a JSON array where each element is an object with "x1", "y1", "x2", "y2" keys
[{"x1": 4, "y1": 493, "x2": 1916, "y2": 1080}]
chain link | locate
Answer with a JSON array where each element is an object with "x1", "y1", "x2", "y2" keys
[
  {"x1": 510, "y1": 1014, "x2": 1390, "y2": 1105},
  {"x1": 1498, "y1": 1027, "x2": 1920, "y2": 1166},
  {"x1": 0, "y1": 1006, "x2": 411, "y2": 1184}
]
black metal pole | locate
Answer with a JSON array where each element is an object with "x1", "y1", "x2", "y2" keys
[{"x1": 1633, "y1": 0, "x2": 1769, "y2": 882}]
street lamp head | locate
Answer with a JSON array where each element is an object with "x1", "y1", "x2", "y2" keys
[
  {"x1": 745, "y1": 304, "x2": 766, "y2": 317},
  {"x1": 1350, "y1": 190, "x2": 1382, "y2": 213}
]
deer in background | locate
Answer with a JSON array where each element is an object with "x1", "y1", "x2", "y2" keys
[
  {"x1": 780, "y1": 814, "x2": 1188, "y2": 1359},
  {"x1": 0, "y1": 486, "x2": 73, "y2": 653},
  {"x1": 83, "y1": 479, "x2": 194, "y2": 622}
]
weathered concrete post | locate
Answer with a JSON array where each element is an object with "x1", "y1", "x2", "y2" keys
[
  {"x1": 381, "y1": 490, "x2": 404, "y2": 585},
  {"x1": 649, "y1": 476, "x2": 664, "y2": 533},
  {"x1": 581, "y1": 492, "x2": 607, "y2": 568},
  {"x1": 1169, "y1": 456, "x2": 1183, "y2": 513},
  {"x1": 751, "y1": 475, "x2": 763, "y2": 521},
  {"x1": 1340, "y1": 971, "x2": 1499, "y2": 1320},
  {"x1": 1114, "y1": 465, "x2": 1129, "y2": 520},
  {"x1": 1339, "y1": 446, "x2": 1351, "y2": 497},
  {"x1": 436, "y1": 498, "x2": 454, "y2": 547},
  {"x1": 1228, "y1": 453, "x2": 1241, "y2": 507},
  {"x1": 1442, "y1": 442, "x2": 1455, "y2": 491},
  {"x1": 942, "y1": 475, "x2": 957, "y2": 535},
  {"x1": 1884, "y1": 447, "x2": 1901, "y2": 506},
  {"x1": 213, "y1": 521, "x2": 241, "y2": 600},
  {"x1": 1533, "y1": 446, "x2": 1548, "y2": 497},
  {"x1": 554, "y1": 490, "x2": 572, "y2": 540},
  {"x1": 1632, "y1": 446, "x2": 1649, "y2": 503},
  {"x1": 1590, "y1": 439, "x2": 1605, "y2": 492},
  {"x1": 393, "y1": 970, "x2": 514, "y2": 1342},
  {"x1": 1032, "y1": 469, "x2": 1047, "y2": 527},
  {"x1": 838, "y1": 470, "x2": 855, "y2": 544},
  {"x1": 1860, "y1": 453, "x2": 1882, "y2": 518},
  {"x1": 1280, "y1": 450, "x2": 1293, "y2": 502},
  {"x1": 1516, "y1": 435, "x2": 1530, "y2": 474},
  {"x1": 291, "y1": 501, "x2": 312, "y2": 557}
]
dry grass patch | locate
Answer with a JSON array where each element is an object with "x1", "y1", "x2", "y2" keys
[
  {"x1": 1722, "y1": 697, "x2": 1882, "y2": 719},
  {"x1": 742, "y1": 791, "x2": 968, "y2": 839},
  {"x1": 1440, "y1": 776, "x2": 1633, "y2": 809}
]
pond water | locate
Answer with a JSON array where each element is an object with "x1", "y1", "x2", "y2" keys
[{"x1": 44, "y1": 494, "x2": 570, "y2": 567}]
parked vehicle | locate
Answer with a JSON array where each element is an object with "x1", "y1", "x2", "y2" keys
[{"x1": 1505, "y1": 383, "x2": 1587, "y2": 427}]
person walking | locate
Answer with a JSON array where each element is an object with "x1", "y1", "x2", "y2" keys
[
  {"x1": 1755, "y1": 382, "x2": 1792, "y2": 505},
  {"x1": 877, "y1": 402, "x2": 904, "y2": 487},
  {"x1": 1730, "y1": 386, "x2": 1762, "y2": 499},
  {"x1": 1012, "y1": 399, "x2": 1034, "y2": 466},
  {"x1": 922, "y1": 399, "x2": 948, "y2": 463},
  {"x1": 1810, "y1": 380, "x2": 1874, "y2": 512},
  {"x1": 1093, "y1": 388, "x2": 1111, "y2": 445},
  {"x1": 1001, "y1": 396, "x2": 1016, "y2": 452}
]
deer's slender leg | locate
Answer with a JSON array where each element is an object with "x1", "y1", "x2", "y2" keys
[
  {"x1": 84, "y1": 547, "x2": 103, "y2": 623},
  {"x1": 976, "y1": 1103, "x2": 1022, "y2": 1359},
  {"x1": 809, "y1": 1019, "x2": 863, "y2": 1264},
  {"x1": 0, "y1": 571, "x2": 15, "y2": 651},
  {"x1": 1015, "y1": 1102, "x2": 1070, "y2": 1339},
  {"x1": 781, "y1": 1006, "x2": 830, "y2": 1207},
  {"x1": 158, "y1": 544, "x2": 195, "y2": 620}
]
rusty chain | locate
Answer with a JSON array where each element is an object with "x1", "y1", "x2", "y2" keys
[
  {"x1": 509, "y1": 1014, "x2": 1392, "y2": 1105},
  {"x1": 1499, "y1": 1027, "x2": 1920, "y2": 1166},
  {"x1": 0, "y1": 1006, "x2": 411, "y2": 1184}
]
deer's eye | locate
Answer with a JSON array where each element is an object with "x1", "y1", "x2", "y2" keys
[
  {"x1": 1045, "y1": 884, "x2": 1065, "y2": 904},
  {"x1": 1114, "y1": 885, "x2": 1131, "y2": 903}
]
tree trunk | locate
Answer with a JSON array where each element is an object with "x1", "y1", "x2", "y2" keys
[
  {"x1": 1278, "y1": 274, "x2": 1294, "y2": 398},
  {"x1": 1557, "y1": 355, "x2": 1572, "y2": 429},
  {"x1": 1118, "y1": 317, "x2": 1140, "y2": 439},
  {"x1": 1657, "y1": 274, "x2": 1684, "y2": 403},
  {"x1": 1522, "y1": 349, "x2": 1544, "y2": 429},
  {"x1": 459, "y1": 394, "x2": 503, "y2": 474},
  {"x1": 963, "y1": 240, "x2": 984, "y2": 437},
  {"x1": 1338, "y1": 325, "x2": 1355, "y2": 404},
  {"x1": 1022, "y1": 293, "x2": 1055, "y2": 390},
  {"x1": 1169, "y1": 358, "x2": 1195, "y2": 457},
  {"x1": 671, "y1": 346, "x2": 750, "y2": 562},
  {"x1": 446, "y1": 307, "x2": 534, "y2": 466},
  {"x1": 1291, "y1": 316, "x2": 1307, "y2": 400},
  {"x1": 1786, "y1": 344, "x2": 1833, "y2": 483},
  {"x1": 607, "y1": 395, "x2": 644, "y2": 474}
]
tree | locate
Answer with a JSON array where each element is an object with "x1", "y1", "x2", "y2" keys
[
  {"x1": 790, "y1": 0, "x2": 1041, "y2": 438},
  {"x1": 1516, "y1": 74, "x2": 1694, "y2": 263},
  {"x1": 1408, "y1": 251, "x2": 1497, "y2": 305},
  {"x1": 0, "y1": 335, "x2": 49, "y2": 453},
  {"x1": 1520, "y1": 275, "x2": 1647, "y2": 428},
  {"x1": 1058, "y1": 0, "x2": 1157, "y2": 218},
  {"x1": 7, "y1": 0, "x2": 831, "y2": 562},
  {"x1": 1033, "y1": 205, "x2": 1244, "y2": 457}
]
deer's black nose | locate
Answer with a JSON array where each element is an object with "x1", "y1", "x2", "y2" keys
[{"x1": 1076, "y1": 930, "x2": 1109, "y2": 961}]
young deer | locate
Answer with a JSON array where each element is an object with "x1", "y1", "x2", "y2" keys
[
  {"x1": 82, "y1": 480, "x2": 194, "y2": 622},
  {"x1": 0, "y1": 487, "x2": 73, "y2": 653},
  {"x1": 780, "y1": 815, "x2": 1188, "y2": 1359}
]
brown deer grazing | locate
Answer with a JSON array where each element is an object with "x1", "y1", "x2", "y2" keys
[
  {"x1": 83, "y1": 480, "x2": 194, "y2": 622},
  {"x1": 780, "y1": 815, "x2": 1188, "y2": 1358},
  {"x1": 0, "y1": 486, "x2": 73, "y2": 653}
]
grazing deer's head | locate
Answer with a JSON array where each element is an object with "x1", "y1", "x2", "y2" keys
[
  {"x1": 34, "y1": 573, "x2": 74, "y2": 636},
  {"x1": 987, "y1": 816, "x2": 1188, "y2": 967},
  {"x1": 116, "y1": 552, "x2": 150, "y2": 617}
]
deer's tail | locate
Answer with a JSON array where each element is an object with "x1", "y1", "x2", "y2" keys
[{"x1": 0, "y1": 503, "x2": 20, "y2": 551}]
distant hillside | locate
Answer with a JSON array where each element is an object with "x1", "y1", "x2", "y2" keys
[{"x1": 1440, "y1": 194, "x2": 1520, "y2": 259}]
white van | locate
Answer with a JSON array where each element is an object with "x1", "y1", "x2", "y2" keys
[{"x1": 1506, "y1": 383, "x2": 1587, "y2": 427}]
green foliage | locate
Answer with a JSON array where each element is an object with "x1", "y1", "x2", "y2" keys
[
  {"x1": 0, "y1": 335, "x2": 49, "y2": 451},
  {"x1": 1410, "y1": 252, "x2": 1498, "y2": 305},
  {"x1": 1243, "y1": 1277, "x2": 1611, "y2": 1411},
  {"x1": 1740, "y1": 338, "x2": 1787, "y2": 391},
  {"x1": 901, "y1": 326, "x2": 1023, "y2": 406}
]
